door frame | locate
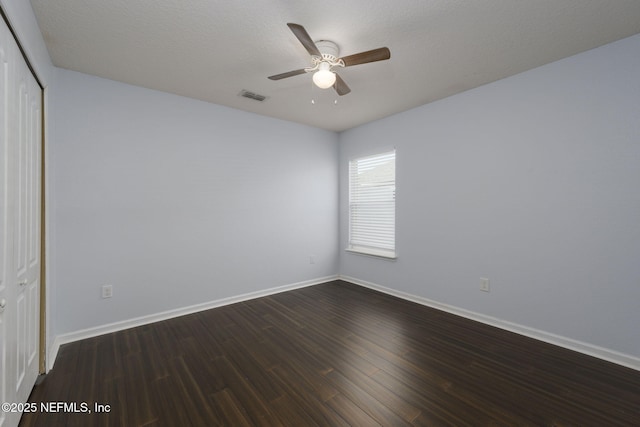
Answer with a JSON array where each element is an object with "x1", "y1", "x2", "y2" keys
[{"x1": 39, "y1": 90, "x2": 45, "y2": 373}]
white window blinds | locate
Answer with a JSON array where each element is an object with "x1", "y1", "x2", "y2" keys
[{"x1": 348, "y1": 150, "x2": 396, "y2": 258}]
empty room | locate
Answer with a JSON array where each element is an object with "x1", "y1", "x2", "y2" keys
[{"x1": 1, "y1": 0, "x2": 640, "y2": 426}]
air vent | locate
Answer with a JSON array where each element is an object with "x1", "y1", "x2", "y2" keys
[{"x1": 238, "y1": 90, "x2": 268, "y2": 102}]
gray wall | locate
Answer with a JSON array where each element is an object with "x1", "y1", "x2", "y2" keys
[
  {"x1": 339, "y1": 34, "x2": 640, "y2": 358},
  {"x1": 50, "y1": 68, "x2": 339, "y2": 336}
]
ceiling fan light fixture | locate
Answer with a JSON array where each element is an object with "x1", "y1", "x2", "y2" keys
[
  {"x1": 268, "y1": 24, "x2": 390, "y2": 96},
  {"x1": 312, "y1": 63, "x2": 336, "y2": 89}
]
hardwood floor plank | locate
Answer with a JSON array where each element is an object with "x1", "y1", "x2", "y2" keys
[
  {"x1": 270, "y1": 313, "x2": 381, "y2": 377},
  {"x1": 269, "y1": 364, "x2": 350, "y2": 426},
  {"x1": 264, "y1": 337, "x2": 340, "y2": 402},
  {"x1": 325, "y1": 354, "x2": 421, "y2": 423},
  {"x1": 164, "y1": 356, "x2": 221, "y2": 425},
  {"x1": 100, "y1": 378, "x2": 127, "y2": 427},
  {"x1": 211, "y1": 356, "x2": 284, "y2": 427},
  {"x1": 21, "y1": 280, "x2": 640, "y2": 426},
  {"x1": 209, "y1": 389, "x2": 253, "y2": 427},
  {"x1": 325, "y1": 393, "x2": 382, "y2": 426},
  {"x1": 324, "y1": 368, "x2": 413, "y2": 426},
  {"x1": 371, "y1": 369, "x2": 477, "y2": 427},
  {"x1": 258, "y1": 322, "x2": 335, "y2": 377},
  {"x1": 147, "y1": 376, "x2": 194, "y2": 426},
  {"x1": 269, "y1": 395, "x2": 321, "y2": 427},
  {"x1": 220, "y1": 337, "x2": 285, "y2": 402},
  {"x1": 121, "y1": 352, "x2": 157, "y2": 426},
  {"x1": 373, "y1": 360, "x2": 505, "y2": 425}
]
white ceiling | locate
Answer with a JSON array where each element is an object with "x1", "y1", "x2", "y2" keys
[{"x1": 30, "y1": 0, "x2": 640, "y2": 132}]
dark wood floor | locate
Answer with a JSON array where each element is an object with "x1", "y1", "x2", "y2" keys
[{"x1": 21, "y1": 280, "x2": 640, "y2": 426}]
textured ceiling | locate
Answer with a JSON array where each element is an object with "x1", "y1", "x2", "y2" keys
[{"x1": 30, "y1": 0, "x2": 640, "y2": 132}]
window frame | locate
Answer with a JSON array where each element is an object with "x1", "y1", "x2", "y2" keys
[{"x1": 346, "y1": 150, "x2": 397, "y2": 260}]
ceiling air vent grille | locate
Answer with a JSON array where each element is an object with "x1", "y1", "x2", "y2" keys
[{"x1": 238, "y1": 90, "x2": 268, "y2": 102}]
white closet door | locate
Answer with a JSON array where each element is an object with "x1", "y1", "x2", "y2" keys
[{"x1": 0, "y1": 14, "x2": 42, "y2": 427}]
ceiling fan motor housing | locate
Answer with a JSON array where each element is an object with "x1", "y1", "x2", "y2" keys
[
  {"x1": 306, "y1": 40, "x2": 344, "y2": 73},
  {"x1": 315, "y1": 40, "x2": 340, "y2": 62}
]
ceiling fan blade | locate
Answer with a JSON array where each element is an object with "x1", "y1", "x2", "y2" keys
[
  {"x1": 333, "y1": 74, "x2": 351, "y2": 96},
  {"x1": 268, "y1": 69, "x2": 308, "y2": 80},
  {"x1": 287, "y1": 23, "x2": 321, "y2": 57},
  {"x1": 340, "y1": 47, "x2": 390, "y2": 67}
]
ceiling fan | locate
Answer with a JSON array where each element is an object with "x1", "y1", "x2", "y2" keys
[{"x1": 268, "y1": 23, "x2": 391, "y2": 96}]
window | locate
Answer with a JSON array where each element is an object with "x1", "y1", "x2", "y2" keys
[{"x1": 348, "y1": 150, "x2": 396, "y2": 259}]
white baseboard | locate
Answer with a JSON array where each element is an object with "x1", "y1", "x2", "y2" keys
[
  {"x1": 46, "y1": 275, "x2": 338, "y2": 371},
  {"x1": 47, "y1": 274, "x2": 639, "y2": 373},
  {"x1": 340, "y1": 275, "x2": 640, "y2": 372}
]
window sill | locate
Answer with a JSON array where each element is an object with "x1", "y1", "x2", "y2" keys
[{"x1": 345, "y1": 247, "x2": 397, "y2": 260}]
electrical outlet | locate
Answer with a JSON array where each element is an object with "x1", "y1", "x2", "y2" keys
[
  {"x1": 480, "y1": 278, "x2": 490, "y2": 292},
  {"x1": 309, "y1": 255, "x2": 315, "y2": 265},
  {"x1": 101, "y1": 284, "x2": 113, "y2": 299}
]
